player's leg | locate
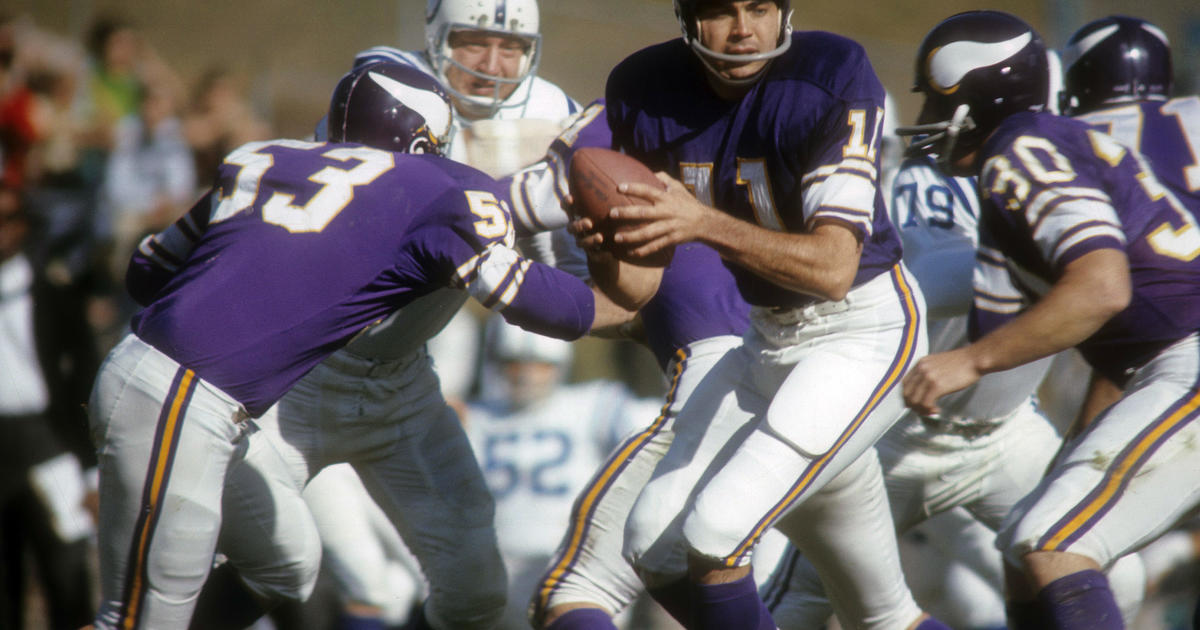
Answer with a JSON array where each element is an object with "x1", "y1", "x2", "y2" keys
[
  {"x1": 535, "y1": 336, "x2": 742, "y2": 630},
  {"x1": 89, "y1": 335, "x2": 250, "y2": 629},
  {"x1": 304, "y1": 463, "x2": 425, "y2": 628},
  {"x1": 681, "y1": 267, "x2": 926, "y2": 629},
  {"x1": 764, "y1": 450, "x2": 942, "y2": 630},
  {"x1": 192, "y1": 421, "x2": 323, "y2": 628},
  {"x1": 345, "y1": 352, "x2": 506, "y2": 630},
  {"x1": 621, "y1": 342, "x2": 758, "y2": 588},
  {"x1": 998, "y1": 335, "x2": 1200, "y2": 629}
]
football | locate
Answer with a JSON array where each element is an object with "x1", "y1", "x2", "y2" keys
[{"x1": 567, "y1": 147, "x2": 663, "y2": 229}]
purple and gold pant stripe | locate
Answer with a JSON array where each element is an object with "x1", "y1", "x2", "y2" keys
[
  {"x1": 117, "y1": 367, "x2": 197, "y2": 630},
  {"x1": 724, "y1": 266, "x2": 922, "y2": 567},
  {"x1": 532, "y1": 347, "x2": 688, "y2": 618},
  {"x1": 1036, "y1": 382, "x2": 1200, "y2": 553}
]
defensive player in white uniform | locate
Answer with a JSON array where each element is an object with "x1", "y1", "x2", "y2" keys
[
  {"x1": 465, "y1": 316, "x2": 661, "y2": 629},
  {"x1": 283, "y1": 2, "x2": 586, "y2": 627},
  {"x1": 901, "y1": 11, "x2": 1200, "y2": 630}
]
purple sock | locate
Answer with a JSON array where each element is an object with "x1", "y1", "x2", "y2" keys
[
  {"x1": 914, "y1": 615, "x2": 953, "y2": 630},
  {"x1": 647, "y1": 578, "x2": 691, "y2": 627},
  {"x1": 1037, "y1": 569, "x2": 1124, "y2": 629},
  {"x1": 544, "y1": 607, "x2": 618, "y2": 630},
  {"x1": 689, "y1": 574, "x2": 775, "y2": 630}
]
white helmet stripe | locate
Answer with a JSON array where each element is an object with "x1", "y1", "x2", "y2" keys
[
  {"x1": 368, "y1": 70, "x2": 451, "y2": 138},
  {"x1": 1061, "y1": 23, "x2": 1118, "y2": 68},
  {"x1": 929, "y1": 32, "x2": 1032, "y2": 91}
]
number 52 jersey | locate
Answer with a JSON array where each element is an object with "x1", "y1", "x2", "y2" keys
[{"x1": 128, "y1": 140, "x2": 596, "y2": 417}]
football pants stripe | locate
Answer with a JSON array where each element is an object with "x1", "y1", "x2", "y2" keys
[
  {"x1": 117, "y1": 367, "x2": 197, "y2": 630},
  {"x1": 532, "y1": 347, "x2": 687, "y2": 617},
  {"x1": 1037, "y1": 375, "x2": 1200, "y2": 552},
  {"x1": 724, "y1": 265, "x2": 922, "y2": 567}
]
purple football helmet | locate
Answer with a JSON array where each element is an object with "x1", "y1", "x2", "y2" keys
[
  {"x1": 326, "y1": 62, "x2": 453, "y2": 155},
  {"x1": 1061, "y1": 15, "x2": 1172, "y2": 116},
  {"x1": 896, "y1": 10, "x2": 1049, "y2": 174}
]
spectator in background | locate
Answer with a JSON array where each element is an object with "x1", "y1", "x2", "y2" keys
[
  {"x1": 0, "y1": 182, "x2": 100, "y2": 629},
  {"x1": 98, "y1": 79, "x2": 194, "y2": 284},
  {"x1": 182, "y1": 66, "x2": 270, "y2": 186}
]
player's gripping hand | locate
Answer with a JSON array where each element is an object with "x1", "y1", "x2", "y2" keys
[
  {"x1": 902, "y1": 347, "x2": 983, "y2": 416},
  {"x1": 609, "y1": 172, "x2": 717, "y2": 259}
]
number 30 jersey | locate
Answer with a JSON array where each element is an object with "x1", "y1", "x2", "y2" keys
[
  {"x1": 973, "y1": 112, "x2": 1200, "y2": 384},
  {"x1": 128, "y1": 140, "x2": 596, "y2": 416},
  {"x1": 605, "y1": 31, "x2": 901, "y2": 308}
]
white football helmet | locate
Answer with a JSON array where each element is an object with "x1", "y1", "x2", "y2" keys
[{"x1": 424, "y1": 0, "x2": 542, "y2": 117}]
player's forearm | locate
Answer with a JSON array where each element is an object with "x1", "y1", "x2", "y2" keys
[
  {"x1": 700, "y1": 217, "x2": 860, "y2": 302},
  {"x1": 966, "y1": 249, "x2": 1130, "y2": 376},
  {"x1": 586, "y1": 249, "x2": 664, "y2": 312}
]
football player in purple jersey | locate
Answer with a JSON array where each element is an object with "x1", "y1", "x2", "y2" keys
[
  {"x1": 568, "y1": 1, "x2": 938, "y2": 629},
  {"x1": 899, "y1": 10, "x2": 1200, "y2": 630},
  {"x1": 523, "y1": 100, "x2": 942, "y2": 630},
  {"x1": 87, "y1": 62, "x2": 658, "y2": 630},
  {"x1": 1061, "y1": 15, "x2": 1199, "y2": 204}
]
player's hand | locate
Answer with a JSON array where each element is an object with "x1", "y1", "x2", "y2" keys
[
  {"x1": 902, "y1": 347, "x2": 983, "y2": 416},
  {"x1": 609, "y1": 172, "x2": 710, "y2": 258}
]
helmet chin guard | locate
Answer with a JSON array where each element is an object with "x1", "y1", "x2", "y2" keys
[
  {"x1": 896, "y1": 104, "x2": 976, "y2": 173},
  {"x1": 425, "y1": 0, "x2": 542, "y2": 118},
  {"x1": 673, "y1": 0, "x2": 794, "y2": 89}
]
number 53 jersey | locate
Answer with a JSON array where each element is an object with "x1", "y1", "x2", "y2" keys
[
  {"x1": 129, "y1": 140, "x2": 596, "y2": 417},
  {"x1": 973, "y1": 112, "x2": 1200, "y2": 384}
]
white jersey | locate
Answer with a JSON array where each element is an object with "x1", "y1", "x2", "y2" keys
[
  {"x1": 353, "y1": 46, "x2": 579, "y2": 171},
  {"x1": 339, "y1": 46, "x2": 581, "y2": 362},
  {"x1": 466, "y1": 380, "x2": 658, "y2": 559},
  {"x1": 889, "y1": 156, "x2": 1052, "y2": 424}
]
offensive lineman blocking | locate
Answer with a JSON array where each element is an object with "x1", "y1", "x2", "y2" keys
[{"x1": 89, "y1": 63, "x2": 655, "y2": 629}]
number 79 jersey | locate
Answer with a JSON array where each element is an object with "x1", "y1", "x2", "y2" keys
[
  {"x1": 605, "y1": 31, "x2": 901, "y2": 308},
  {"x1": 129, "y1": 140, "x2": 595, "y2": 417},
  {"x1": 973, "y1": 111, "x2": 1200, "y2": 383}
]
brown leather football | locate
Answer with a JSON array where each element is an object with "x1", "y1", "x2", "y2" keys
[{"x1": 567, "y1": 147, "x2": 663, "y2": 227}]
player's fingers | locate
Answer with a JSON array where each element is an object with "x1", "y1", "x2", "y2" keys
[
  {"x1": 568, "y1": 217, "x2": 597, "y2": 235},
  {"x1": 618, "y1": 181, "x2": 666, "y2": 202},
  {"x1": 627, "y1": 235, "x2": 673, "y2": 259}
]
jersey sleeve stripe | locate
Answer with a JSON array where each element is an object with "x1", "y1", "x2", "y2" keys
[
  {"x1": 1026, "y1": 187, "x2": 1111, "y2": 233},
  {"x1": 1048, "y1": 220, "x2": 1125, "y2": 264}
]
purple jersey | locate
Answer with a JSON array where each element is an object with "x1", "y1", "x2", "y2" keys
[
  {"x1": 509, "y1": 98, "x2": 751, "y2": 368},
  {"x1": 605, "y1": 31, "x2": 900, "y2": 308},
  {"x1": 128, "y1": 139, "x2": 595, "y2": 416},
  {"x1": 972, "y1": 112, "x2": 1200, "y2": 383},
  {"x1": 1074, "y1": 97, "x2": 1200, "y2": 204}
]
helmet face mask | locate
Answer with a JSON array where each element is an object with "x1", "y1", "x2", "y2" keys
[
  {"x1": 1060, "y1": 15, "x2": 1172, "y2": 116},
  {"x1": 425, "y1": 0, "x2": 541, "y2": 118},
  {"x1": 326, "y1": 62, "x2": 454, "y2": 156},
  {"x1": 896, "y1": 10, "x2": 1050, "y2": 175},
  {"x1": 672, "y1": 0, "x2": 794, "y2": 88}
]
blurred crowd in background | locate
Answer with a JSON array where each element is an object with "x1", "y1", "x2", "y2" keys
[{"x1": 0, "y1": 11, "x2": 271, "y2": 354}]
